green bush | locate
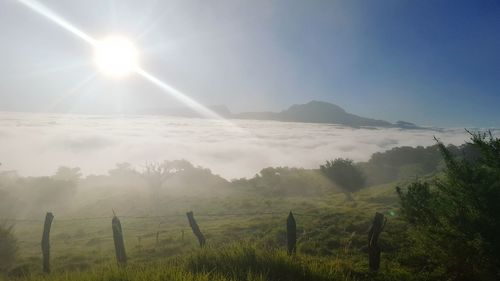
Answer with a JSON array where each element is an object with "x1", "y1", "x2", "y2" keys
[
  {"x1": 320, "y1": 158, "x2": 366, "y2": 197},
  {"x1": 397, "y1": 131, "x2": 500, "y2": 280}
]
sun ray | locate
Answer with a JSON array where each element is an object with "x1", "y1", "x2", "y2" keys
[
  {"x1": 133, "y1": 0, "x2": 163, "y2": 40},
  {"x1": 5, "y1": 60, "x2": 92, "y2": 82},
  {"x1": 14, "y1": 0, "x2": 252, "y2": 131},
  {"x1": 16, "y1": 0, "x2": 97, "y2": 46},
  {"x1": 135, "y1": 68, "x2": 223, "y2": 120},
  {"x1": 47, "y1": 73, "x2": 98, "y2": 112}
]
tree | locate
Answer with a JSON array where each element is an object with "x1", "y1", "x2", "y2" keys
[
  {"x1": 52, "y1": 166, "x2": 81, "y2": 182},
  {"x1": 108, "y1": 163, "x2": 135, "y2": 177},
  {"x1": 320, "y1": 158, "x2": 365, "y2": 199},
  {"x1": 397, "y1": 131, "x2": 500, "y2": 280},
  {"x1": 141, "y1": 160, "x2": 189, "y2": 199},
  {"x1": 141, "y1": 162, "x2": 171, "y2": 197}
]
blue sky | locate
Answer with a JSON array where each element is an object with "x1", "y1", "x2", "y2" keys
[{"x1": 0, "y1": 0, "x2": 498, "y2": 127}]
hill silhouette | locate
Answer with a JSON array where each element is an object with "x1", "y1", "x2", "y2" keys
[
  {"x1": 233, "y1": 101, "x2": 419, "y2": 128},
  {"x1": 141, "y1": 101, "x2": 420, "y2": 129}
]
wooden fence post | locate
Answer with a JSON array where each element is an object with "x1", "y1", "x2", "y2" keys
[
  {"x1": 287, "y1": 211, "x2": 297, "y2": 255},
  {"x1": 137, "y1": 236, "x2": 142, "y2": 251},
  {"x1": 186, "y1": 211, "x2": 205, "y2": 247},
  {"x1": 112, "y1": 214, "x2": 127, "y2": 266},
  {"x1": 368, "y1": 212, "x2": 387, "y2": 271},
  {"x1": 41, "y1": 212, "x2": 54, "y2": 273}
]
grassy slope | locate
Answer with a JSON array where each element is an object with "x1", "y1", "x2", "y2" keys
[
  {"x1": 4, "y1": 182, "x2": 417, "y2": 281},
  {"x1": 6, "y1": 245, "x2": 415, "y2": 281}
]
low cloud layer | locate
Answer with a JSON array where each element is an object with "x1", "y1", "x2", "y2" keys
[{"x1": 0, "y1": 112, "x2": 495, "y2": 179}]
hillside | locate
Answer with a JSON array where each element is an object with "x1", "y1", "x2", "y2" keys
[
  {"x1": 234, "y1": 101, "x2": 396, "y2": 128},
  {"x1": 141, "y1": 101, "x2": 420, "y2": 129},
  {"x1": 1, "y1": 134, "x2": 497, "y2": 281}
]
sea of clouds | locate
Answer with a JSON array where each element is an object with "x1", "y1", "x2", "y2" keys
[{"x1": 0, "y1": 112, "x2": 495, "y2": 179}]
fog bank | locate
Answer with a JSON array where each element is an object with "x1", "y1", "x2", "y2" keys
[{"x1": 0, "y1": 112, "x2": 489, "y2": 179}]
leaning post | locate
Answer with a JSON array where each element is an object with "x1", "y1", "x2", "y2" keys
[
  {"x1": 41, "y1": 212, "x2": 54, "y2": 273},
  {"x1": 112, "y1": 212, "x2": 127, "y2": 266},
  {"x1": 186, "y1": 211, "x2": 206, "y2": 247}
]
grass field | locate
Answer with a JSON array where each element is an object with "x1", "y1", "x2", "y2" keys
[
  {"x1": 7, "y1": 245, "x2": 413, "y2": 281},
  {"x1": 2, "y1": 180, "x2": 423, "y2": 281}
]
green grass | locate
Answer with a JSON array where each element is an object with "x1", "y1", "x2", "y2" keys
[
  {"x1": 5, "y1": 244, "x2": 417, "y2": 281},
  {"x1": 3, "y1": 183, "x2": 421, "y2": 281}
]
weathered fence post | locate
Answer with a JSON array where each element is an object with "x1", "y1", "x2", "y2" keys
[
  {"x1": 156, "y1": 221, "x2": 162, "y2": 246},
  {"x1": 186, "y1": 211, "x2": 205, "y2": 247},
  {"x1": 112, "y1": 213, "x2": 127, "y2": 266},
  {"x1": 137, "y1": 236, "x2": 142, "y2": 251},
  {"x1": 287, "y1": 211, "x2": 297, "y2": 255},
  {"x1": 368, "y1": 212, "x2": 387, "y2": 271},
  {"x1": 41, "y1": 212, "x2": 54, "y2": 273}
]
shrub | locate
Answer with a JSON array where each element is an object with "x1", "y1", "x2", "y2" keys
[
  {"x1": 320, "y1": 158, "x2": 366, "y2": 197},
  {"x1": 397, "y1": 131, "x2": 500, "y2": 280}
]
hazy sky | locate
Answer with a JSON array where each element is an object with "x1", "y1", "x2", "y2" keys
[{"x1": 0, "y1": 0, "x2": 499, "y2": 127}]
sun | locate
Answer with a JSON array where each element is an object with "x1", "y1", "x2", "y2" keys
[{"x1": 93, "y1": 36, "x2": 139, "y2": 78}]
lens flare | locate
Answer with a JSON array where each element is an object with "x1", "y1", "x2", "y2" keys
[
  {"x1": 16, "y1": 0, "x2": 97, "y2": 45},
  {"x1": 94, "y1": 36, "x2": 139, "y2": 78},
  {"x1": 14, "y1": 0, "x2": 236, "y2": 122}
]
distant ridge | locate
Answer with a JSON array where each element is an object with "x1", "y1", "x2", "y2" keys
[
  {"x1": 232, "y1": 101, "x2": 420, "y2": 129},
  {"x1": 141, "y1": 100, "x2": 421, "y2": 129}
]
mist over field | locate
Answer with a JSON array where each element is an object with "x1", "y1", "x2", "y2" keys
[
  {"x1": 0, "y1": 112, "x2": 485, "y2": 179},
  {"x1": 1, "y1": 0, "x2": 499, "y2": 279}
]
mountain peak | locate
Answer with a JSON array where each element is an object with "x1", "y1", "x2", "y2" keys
[
  {"x1": 233, "y1": 101, "x2": 419, "y2": 129},
  {"x1": 284, "y1": 100, "x2": 347, "y2": 114},
  {"x1": 140, "y1": 100, "x2": 420, "y2": 129}
]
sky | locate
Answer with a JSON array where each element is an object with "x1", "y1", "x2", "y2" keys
[{"x1": 0, "y1": 0, "x2": 499, "y2": 127}]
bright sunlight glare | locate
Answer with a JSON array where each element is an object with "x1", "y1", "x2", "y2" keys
[
  {"x1": 14, "y1": 0, "x2": 231, "y2": 121},
  {"x1": 93, "y1": 36, "x2": 139, "y2": 78}
]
